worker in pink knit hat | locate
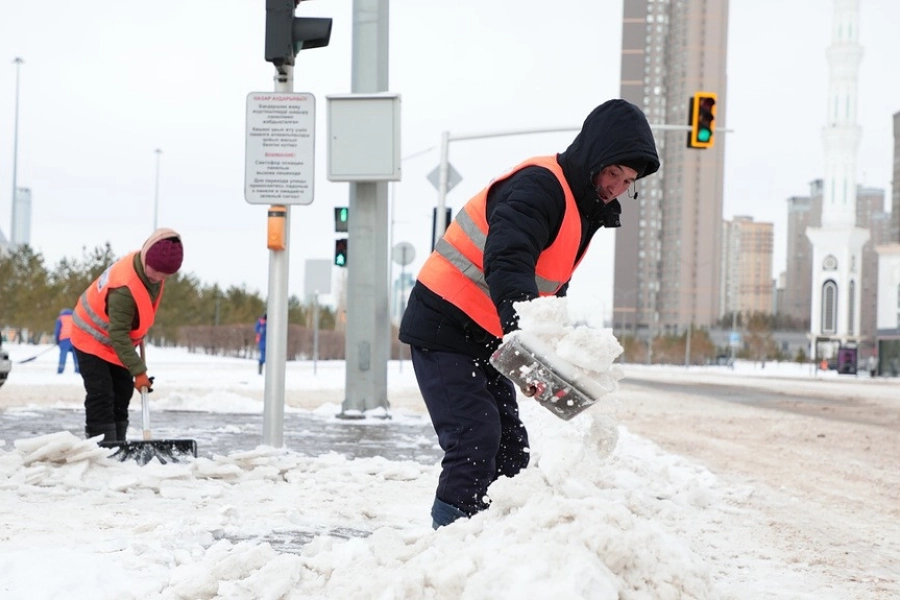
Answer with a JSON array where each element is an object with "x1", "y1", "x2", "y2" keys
[{"x1": 70, "y1": 228, "x2": 184, "y2": 443}]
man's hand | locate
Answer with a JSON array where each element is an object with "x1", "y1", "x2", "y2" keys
[{"x1": 134, "y1": 372, "x2": 155, "y2": 393}]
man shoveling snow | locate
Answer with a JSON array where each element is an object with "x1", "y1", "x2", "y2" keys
[{"x1": 399, "y1": 99, "x2": 659, "y2": 528}]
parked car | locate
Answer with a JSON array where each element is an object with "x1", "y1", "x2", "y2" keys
[{"x1": 0, "y1": 339, "x2": 11, "y2": 389}]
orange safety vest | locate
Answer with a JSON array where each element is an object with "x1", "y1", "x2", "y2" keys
[
  {"x1": 58, "y1": 314, "x2": 73, "y2": 340},
  {"x1": 70, "y1": 252, "x2": 163, "y2": 366},
  {"x1": 417, "y1": 155, "x2": 583, "y2": 337}
]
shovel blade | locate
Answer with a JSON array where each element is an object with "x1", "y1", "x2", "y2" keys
[
  {"x1": 100, "y1": 439, "x2": 197, "y2": 465},
  {"x1": 490, "y1": 332, "x2": 600, "y2": 421}
]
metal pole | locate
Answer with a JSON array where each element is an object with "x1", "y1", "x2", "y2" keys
[
  {"x1": 389, "y1": 180, "x2": 396, "y2": 357},
  {"x1": 341, "y1": 0, "x2": 391, "y2": 417},
  {"x1": 730, "y1": 310, "x2": 737, "y2": 367},
  {"x1": 313, "y1": 293, "x2": 319, "y2": 375},
  {"x1": 10, "y1": 57, "x2": 23, "y2": 247},
  {"x1": 684, "y1": 322, "x2": 692, "y2": 367},
  {"x1": 399, "y1": 260, "x2": 406, "y2": 372},
  {"x1": 153, "y1": 148, "x2": 162, "y2": 230},
  {"x1": 434, "y1": 130, "x2": 450, "y2": 246},
  {"x1": 261, "y1": 64, "x2": 293, "y2": 447}
]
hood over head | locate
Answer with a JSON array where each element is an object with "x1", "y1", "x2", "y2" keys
[{"x1": 558, "y1": 99, "x2": 660, "y2": 203}]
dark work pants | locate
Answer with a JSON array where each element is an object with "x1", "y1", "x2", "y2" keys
[
  {"x1": 74, "y1": 348, "x2": 135, "y2": 433},
  {"x1": 410, "y1": 345, "x2": 530, "y2": 516}
]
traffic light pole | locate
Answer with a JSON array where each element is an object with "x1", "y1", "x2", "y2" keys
[
  {"x1": 339, "y1": 0, "x2": 391, "y2": 418},
  {"x1": 261, "y1": 65, "x2": 293, "y2": 448},
  {"x1": 432, "y1": 123, "x2": 727, "y2": 246}
]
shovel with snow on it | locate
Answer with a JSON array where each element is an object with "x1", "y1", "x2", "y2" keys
[{"x1": 490, "y1": 330, "x2": 619, "y2": 421}]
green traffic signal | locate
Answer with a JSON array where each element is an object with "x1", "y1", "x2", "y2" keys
[
  {"x1": 687, "y1": 91, "x2": 717, "y2": 149},
  {"x1": 334, "y1": 238, "x2": 348, "y2": 267},
  {"x1": 334, "y1": 207, "x2": 349, "y2": 232}
]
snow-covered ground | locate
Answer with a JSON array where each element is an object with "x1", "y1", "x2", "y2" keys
[{"x1": 1, "y1": 337, "x2": 898, "y2": 599}]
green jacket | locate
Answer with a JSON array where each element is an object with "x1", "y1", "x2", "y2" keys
[{"x1": 107, "y1": 254, "x2": 163, "y2": 375}]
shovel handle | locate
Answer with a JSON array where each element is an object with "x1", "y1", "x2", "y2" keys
[
  {"x1": 141, "y1": 387, "x2": 151, "y2": 440},
  {"x1": 139, "y1": 342, "x2": 151, "y2": 440}
]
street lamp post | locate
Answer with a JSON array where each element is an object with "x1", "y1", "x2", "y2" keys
[
  {"x1": 153, "y1": 148, "x2": 162, "y2": 230},
  {"x1": 10, "y1": 57, "x2": 24, "y2": 246}
]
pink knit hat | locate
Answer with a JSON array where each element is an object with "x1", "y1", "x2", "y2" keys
[{"x1": 140, "y1": 228, "x2": 183, "y2": 275}]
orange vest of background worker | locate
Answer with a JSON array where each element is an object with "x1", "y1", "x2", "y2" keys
[
  {"x1": 417, "y1": 155, "x2": 583, "y2": 338},
  {"x1": 54, "y1": 308, "x2": 79, "y2": 374}
]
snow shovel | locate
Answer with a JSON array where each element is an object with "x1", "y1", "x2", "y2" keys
[
  {"x1": 490, "y1": 331, "x2": 608, "y2": 421},
  {"x1": 101, "y1": 387, "x2": 198, "y2": 465},
  {"x1": 101, "y1": 343, "x2": 197, "y2": 464},
  {"x1": 16, "y1": 346, "x2": 56, "y2": 364}
]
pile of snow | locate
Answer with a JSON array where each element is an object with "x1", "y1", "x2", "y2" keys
[{"x1": 1, "y1": 409, "x2": 738, "y2": 599}]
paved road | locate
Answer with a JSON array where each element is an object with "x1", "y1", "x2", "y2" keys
[
  {"x1": 623, "y1": 376, "x2": 899, "y2": 429},
  {"x1": 0, "y1": 408, "x2": 443, "y2": 465}
]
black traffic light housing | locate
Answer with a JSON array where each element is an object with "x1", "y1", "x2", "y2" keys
[
  {"x1": 334, "y1": 238, "x2": 348, "y2": 267},
  {"x1": 687, "y1": 91, "x2": 717, "y2": 149},
  {"x1": 334, "y1": 207, "x2": 349, "y2": 233},
  {"x1": 265, "y1": 0, "x2": 333, "y2": 67},
  {"x1": 431, "y1": 207, "x2": 452, "y2": 251}
]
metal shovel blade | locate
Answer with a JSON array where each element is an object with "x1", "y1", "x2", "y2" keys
[{"x1": 490, "y1": 331, "x2": 601, "y2": 421}]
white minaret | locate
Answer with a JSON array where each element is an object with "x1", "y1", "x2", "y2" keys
[{"x1": 806, "y1": 0, "x2": 870, "y2": 345}]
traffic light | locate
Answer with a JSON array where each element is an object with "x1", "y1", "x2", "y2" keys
[
  {"x1": 265, "y1": 0, "x2": 333, "y2": 67},
  {"x1": 334, "y1": 238, "x2": 348, "y2": 267},
  {"x1": 431, "y1": 207, "x2": 452, "y2": 251},
  {"x1": 334, "y1": 206, "x2": 348, "y2": 232},
  {"x1": 687, "y1": 91, "x2": 717, "y2": 149}
]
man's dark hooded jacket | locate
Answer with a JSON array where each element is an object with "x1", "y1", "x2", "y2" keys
[{"x1": 399, "y1": 99, "x2": 660, "y2": 361}]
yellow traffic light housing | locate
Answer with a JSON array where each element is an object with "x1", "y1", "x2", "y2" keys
[{"x1": 687, "y1": 91, "x2": 717, "y2": 149}]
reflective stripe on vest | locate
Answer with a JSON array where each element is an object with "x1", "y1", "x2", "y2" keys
[
  {"x1": 70, "y1": 252, "x2": 162, "y2": 366},
  {"x1": 417, "y1": 155, "x2": 583, "y2": 337}
]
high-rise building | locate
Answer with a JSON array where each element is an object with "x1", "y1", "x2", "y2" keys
[
  {"x1": 873, "y1": 113, "x2": 900, "y2": 370},
  {"x1": 782, "y1": 183, "x2": 823, "y2": 325},
  {"x1": 722, "y1": 216, "x2": 773, "y2": 316},
  {"x1": 893, "y1": 111, "x2": 900, "y2": 243},
  {"x1": 857, "y1": 186, "x2": 890, "y2": 343},
  {"x1": 615, "y1": 0, "x2": 729, "y2": 336}
]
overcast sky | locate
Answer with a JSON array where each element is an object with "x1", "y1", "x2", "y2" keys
[{"x1": 1, "y1": 0, "x2": 898, "y2": 320}]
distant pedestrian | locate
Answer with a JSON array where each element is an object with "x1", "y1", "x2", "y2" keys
[
  {"x1": 54, "y1": 308, "x2": 80, "y2": 374},
  {"x1": 867, "y1": 354, "x2": 877, "y2": 378},
  {"x1": 70, "y1": 228, "x2": 184, "y2": 443},
  {"x1": 256, "y1": 313, "x2": 267, "y2": 375}
]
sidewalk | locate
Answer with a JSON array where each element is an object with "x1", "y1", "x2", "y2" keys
[{"x1": 0, "y1": 407, "x2": 442, "y2": 465}]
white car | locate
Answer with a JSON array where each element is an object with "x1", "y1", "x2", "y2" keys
[{"x1": 0, "y1": 341, "x2": 11, "y2": 389}]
